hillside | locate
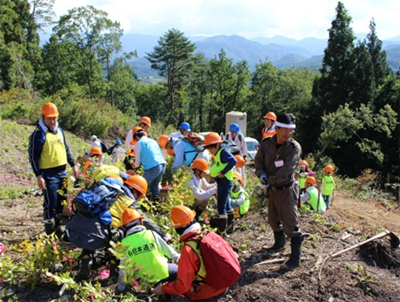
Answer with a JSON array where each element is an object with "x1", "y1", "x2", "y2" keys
[{"x1": 0, "y1": 119, "x2": 399, "y2": 301}]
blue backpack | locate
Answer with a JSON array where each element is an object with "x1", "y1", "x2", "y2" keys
[{"x1": 72, "y1": 178, "x2": 124, "y2": 226}]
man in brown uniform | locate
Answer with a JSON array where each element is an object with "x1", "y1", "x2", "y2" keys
[{"x1": 255, "y1": 113, "x2": 303, "y2": 270}]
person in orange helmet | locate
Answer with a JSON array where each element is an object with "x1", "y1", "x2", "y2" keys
[
  {"x1": 116, "y1": 208, "x2": 179, "y2": 294},
  {"x1": 188, "y1": 158, "x2": 217, "y2": 222},
  {"x1": 124, "y1": 116, "x2": 152, "y2": 150},
  {"x1": 261, "y1": 111, "x2": 277, "y2": 140},
  {"x1": 202, "y1": 132, "x2": 237, "y2": 237},
  {"x1": 82, "y1": 146, "x2": 103, "y2": 175},
  {"x1": 321, "y1": 165, "x2": 335, "y2": 209},
  {"x1": 28, "y1": 102, "x2": 79, "y2": 236},
  {"x1": 151, "y1": 206, "x2": 229, "y2": 301}
]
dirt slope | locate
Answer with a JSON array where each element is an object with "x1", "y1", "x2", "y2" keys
[{"x1": 0, "y1": 120, "x2": 399, "y2": 301}]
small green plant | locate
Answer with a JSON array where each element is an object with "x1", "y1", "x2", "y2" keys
[
  {"x1": 329, "y1": 223, "x2": 341, "y2": 232},
  {"x1": 260, "y1": 224, "x2": 267, "y2": 232},
  {"x1": 299, "y1": 204, "x2": 311, "y2": 215},
  {"x1": 241, "y1": 223, "x2": 249, "y2": 231},
  {"x1": 351, "y1": 265, "x2": 374, "y2": 296},
  {"x1": 312, "y1": 213, "x2": 327, "y2": 225},
  {"x1": 239, "y1": 243, "x2": 248, "y2": 252}
]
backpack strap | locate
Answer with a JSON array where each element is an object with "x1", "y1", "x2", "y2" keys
[
  {"x1": 238, "y1": 133, "x2": 243, "y2": 142},
  {"x1": 184, "y1": 232, "x2": 207, "y2": 283}
]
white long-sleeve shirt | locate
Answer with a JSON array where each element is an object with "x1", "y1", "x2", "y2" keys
[
  {"x1": 225, "y1": 133, "x2": 248, "y2": 157},
  {"x1": 188, "y1": 174, "x2": 216, "y2": 202}
]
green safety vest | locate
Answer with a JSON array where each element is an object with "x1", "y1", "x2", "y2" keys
[
  {"x1": 231, "y1": 187, "x2": 250, "y2": 215},
  {"x1": 307, "y1": 187, "x2": 326, "y2": 212},
  {"x1": 298, "y1": 175, "x2": 307, "y2": 189},
  {"x1": 122, "y1": 229, "x2": 169, "y2": 283},
  {"x1": 210, "y1": 147, "x2": 234, "y2": 181},
  {"x1": 322, "y1": 175, "x2": 335, "y2": 196}
]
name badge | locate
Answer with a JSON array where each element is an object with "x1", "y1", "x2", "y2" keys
[{"x1": 275, "y1": 160, "x2": 284, "y2": 167}]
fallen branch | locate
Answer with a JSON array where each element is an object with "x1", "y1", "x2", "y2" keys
[
  {"x1": 254, "y1": 257, "x2": 310, "y2": 267},
  {"x1": 330, "y1": 230, "x2": 398, "y2": 258}
]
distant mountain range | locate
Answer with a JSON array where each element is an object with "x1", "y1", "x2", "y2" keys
[{"x1": 122, "y1": 33, "x2": 400, "y2": 80}]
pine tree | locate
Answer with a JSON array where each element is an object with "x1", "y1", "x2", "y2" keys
[{"x1": 146, "y1": 28, "x2": 200, "y2": 125}]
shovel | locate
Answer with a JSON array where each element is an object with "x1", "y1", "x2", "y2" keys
[{"x1": 331, "y1": 230, "x2": 400, "y2": 258}]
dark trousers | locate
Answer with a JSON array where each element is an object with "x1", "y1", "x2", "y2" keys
[
  {"x1": 216, "y1": 177, "x2": 233, "y2": 216},
  {"x1": 41, "y1": 167, "x2": 67, "y2": 219}
]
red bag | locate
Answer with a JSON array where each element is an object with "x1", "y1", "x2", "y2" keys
[{"x1": 186, "y1": 231, "x2": 241, "y2": 289}]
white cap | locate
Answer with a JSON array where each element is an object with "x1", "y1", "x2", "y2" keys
[{"x1": 91, "y1": 135, "x2": 97, "y2": 140}]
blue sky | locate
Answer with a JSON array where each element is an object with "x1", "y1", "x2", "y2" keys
[{"x1": 52, "y1": 0, "x2": 400, "y2": 40}]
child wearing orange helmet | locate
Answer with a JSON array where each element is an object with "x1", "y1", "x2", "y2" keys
[{"x1": 321, "y1": 165, "x2": 335, "y2": 209}]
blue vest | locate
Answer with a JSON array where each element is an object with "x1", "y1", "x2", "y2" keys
[
  {"x1": 183, "y1": 140, "x2": 197, "y2": 166},
  {"x1": 138, "y1": 137, "x2": 166, "y2": 170}
]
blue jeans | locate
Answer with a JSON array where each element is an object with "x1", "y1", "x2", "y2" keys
[
  {"x1": 41, "y1": 167, "x2": 67, "y2": 219},
  {"x1": 323, "y1": 195, "x2": 331, "y2": 209},
  {"x1": 216, "y1": 177, "x2": 233, "y2": 216},
  {"x1": 143, "y1": 164, "x2": 165, "y2": 196}
]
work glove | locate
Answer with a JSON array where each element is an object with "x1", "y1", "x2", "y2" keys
[{"x1": 260, "y1": 174, "x2": 268, "y2": 185}]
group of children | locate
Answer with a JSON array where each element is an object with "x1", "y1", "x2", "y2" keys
[{"x1": 297, "y1": 160, "x2": 336, "y2": 213}]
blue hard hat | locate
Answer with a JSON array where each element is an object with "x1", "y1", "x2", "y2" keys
[
  {"x1": 116, "y1": 139, "x2": 122, "y2": 145},
  {"x1": 180, "y1": 122, "x2": 191, "y2": 131},
  {"x1": 229, "y1": 123, "x2": 240, "y2": 134}
]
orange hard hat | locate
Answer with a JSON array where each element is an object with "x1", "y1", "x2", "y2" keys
[
  {"x1": 132, "y1": 127, "x2": 144, "y2": 137},
  {"x1": 170, "y1": 205, "x2": 196, "y2": 228},
  {"x1": 235, "y1": 155, "x2": 245, "y2": 168},
  {"x1": 126, "y1": 169, "x2": 135, "y2": 176},
  {"x1": 42, "y1": 102, "x2": 59, "y2": 117},
  {"x1": 263, "y1": 112, "x2": 276, "y2": 121},
  {"x1": 166, "y1": 149, "x2": 175, "y2": 156},
  {"x1": 299, "y1": 160, "x2": 309, "y2": 168},
  {"x1": 306, "y1": 176, "x2": 316, "y2": 186},
  {"x1": 191, "y1": 158, "x2": 210, "y2": 173},
  {"x1": 202, "y1": 132, "x2": 223, "y2": 147},
  {"x1": 90, "y1": 146, "x2": 102, "y2": 155},
  {"x1": 158, "y1": 135, "x2": 169, "y2": 149},
  {"x1": 124, "y1": 175, "x2": 148, "y2": 196},
  {"x1": 323, "y1": 165, "x2": 334, "y2": 173},
  {"x1": 233, "y1": 171, "x2": 243, "y2": 185},
  {"x1": 107, "y1": 175, "x2": 123, "y2": 185},
  {"x1": 139, "y1": 116, "x2": 152, "y2": 127},
  {"x1": 122, "y1": 208, "x2": 143, "y2": 227}
]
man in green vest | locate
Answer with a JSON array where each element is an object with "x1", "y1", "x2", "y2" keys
[
  {"x1": 300, "y1": 177, "x2": 326, "y2": 213},
  {"x1": 28, "y1": 102, "x2": 79, "y2": 236},
  {"x1": 116, "y1": 208, "x2": 179, "y2": 294}
]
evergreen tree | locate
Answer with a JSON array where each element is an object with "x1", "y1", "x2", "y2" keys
[
  {"x1": 146, "y1": 28, "x2": 200, "y2": 125},
  {"x1": 314, "y1": 1, "x2": 356, "y2": 112},
  {"x1": 0, "y1": 0, "x2": 40, "y2": 90},
  {"x1": 366, "y1": 18, "x2": 391, "y2": 89}
]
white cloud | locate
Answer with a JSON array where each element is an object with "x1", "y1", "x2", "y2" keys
[{"x1": 51, "y1": 0, "x2": 400, "y2": 40}]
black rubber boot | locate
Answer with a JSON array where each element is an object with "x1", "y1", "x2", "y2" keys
[
  {"x1": 109, "y1": 255, "x2": 120, "y2": 279},
  {"x1": 216, "y1": 216, "x2": 227, "y2": 237},
  {"x1": 194, "y1": 206, "x2": 206, "y2": 223},
  {"x1": 75, "y1": 249, "x2": 93, "y2": 282},
  {"x1": 280, "y1": 236, "x2": 302, "y2": 270},
  {"x1": 44, "y1": 218, "x2": 55, "y2": 235},
  {"x1": 264, "y1": 230, "x2": 286, "y2": 252},
  {"x1": 227, "y1": 212, "x2": 235, "y2": 234}
]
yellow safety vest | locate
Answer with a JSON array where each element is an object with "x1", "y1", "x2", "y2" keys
[{"x1": 39, "y1": 131, "x2": 67, "y2": 169}]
